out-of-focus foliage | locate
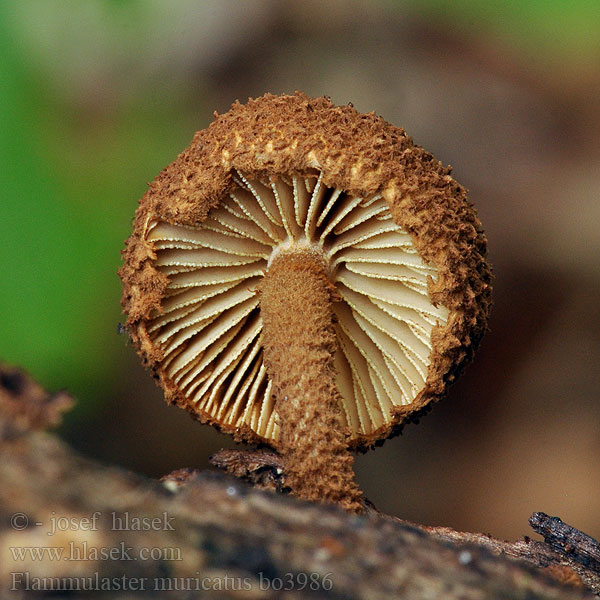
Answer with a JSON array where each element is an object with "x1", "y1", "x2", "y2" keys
[
  {"x1": 2, "y1": 0, "x2": 597, "y2": 412},
  {"x1": 412, "y1": 0, "x2": 600, "y2": 66},
  {"x1": 0, "y1": 4, "x2": 204, "y2": 413}
]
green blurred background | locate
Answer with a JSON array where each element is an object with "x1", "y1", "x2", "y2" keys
[{"x1": 1, "y1": 0, "x2": 599, "y2": 540}]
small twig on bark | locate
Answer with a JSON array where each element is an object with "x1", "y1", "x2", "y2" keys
[{"x1": 530, "y1": 512, "x2": 600, "y2": 571}]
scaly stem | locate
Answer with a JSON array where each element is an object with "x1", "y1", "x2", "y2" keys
[{"x1": 259, "y1": 250, "x2": 363, "y2": 512}]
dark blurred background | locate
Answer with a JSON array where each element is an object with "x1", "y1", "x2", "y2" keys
[{"x1": 1, "y1": 1, "x2": 598, "y2": 541}]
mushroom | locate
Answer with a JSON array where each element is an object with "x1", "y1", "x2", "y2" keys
[{"x1": 120, "y1": 93, "x2": 492, "y2": 512}]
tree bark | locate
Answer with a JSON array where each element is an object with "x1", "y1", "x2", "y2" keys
[{"x1": 0, "y1": 363, "x2": 597, "y2": 599}]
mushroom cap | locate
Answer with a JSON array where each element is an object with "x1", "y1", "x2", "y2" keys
[{"x1": 120, "y1": 92, "x2": 491, "y2": 450}]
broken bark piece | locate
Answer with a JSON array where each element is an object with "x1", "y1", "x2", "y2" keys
[
  {"x1": 0, "y1": 362, "x2": 73, "y2": 441},
  {"x1": 530, "y1": 512, "x2": 600, "y2": 573},
  {"x1": 209, "y1": 448, "x2": 286, "y2": 492}
]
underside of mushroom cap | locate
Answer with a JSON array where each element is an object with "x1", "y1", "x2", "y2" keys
[{"x1": 120, "y1": 92, "x2": 492, "y2": 450}]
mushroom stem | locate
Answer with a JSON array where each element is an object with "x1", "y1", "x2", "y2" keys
[{"x1": 259, "y1": 250, "x2": 363, "y2": 512}]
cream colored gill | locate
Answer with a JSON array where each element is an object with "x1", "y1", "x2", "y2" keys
[{"x1": 144, "y1": 170, "x2": 449, "y2": 444}]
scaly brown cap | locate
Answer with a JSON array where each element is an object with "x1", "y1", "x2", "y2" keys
[{"x1": 120, "y1": 92, "x2": 492, "y2": 450}]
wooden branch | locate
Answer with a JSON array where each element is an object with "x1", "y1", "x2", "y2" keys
[
  {"x1": 421, "y1": 523, "x2": 599, "y2": 595},
  {"x1": 0, "y1": 363, "x2": 597, "y2": 598},
  {"x1": 211, "y1": 449, "x2": 600, "y2": 595},
  {"x1": 530, "y1": 512, "x2": 600, "y2": 573}
]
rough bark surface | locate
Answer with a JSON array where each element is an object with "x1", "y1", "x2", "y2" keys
[{"x1": 1, "y1": 363, "x2": 597, "y2": 599}]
